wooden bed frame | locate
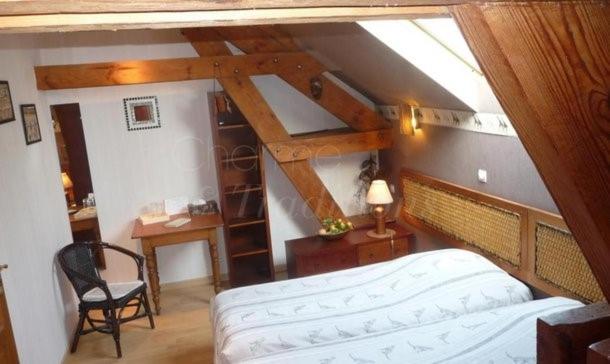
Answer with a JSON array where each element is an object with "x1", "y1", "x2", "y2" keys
[
  {"x1": 400, "y1": 169, "x2": 610, "y2": 362},
  {"x1": 399, "y1": 169, "x2": 604, "y2": 304}
]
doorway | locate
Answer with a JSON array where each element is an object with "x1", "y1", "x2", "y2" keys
[{"x1": 51, "y1": 103, "x2": 105, "y2": 268}]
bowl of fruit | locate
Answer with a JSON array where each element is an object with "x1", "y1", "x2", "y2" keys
[{"x1": 318, "y1": 217, "x2": 354, "y2": 240}]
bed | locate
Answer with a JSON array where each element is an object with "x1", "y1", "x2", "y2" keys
[{"x1": 212, "y1": 249, "x2": 583, "y2": 363}]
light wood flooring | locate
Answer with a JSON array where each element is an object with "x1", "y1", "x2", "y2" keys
[{"x1": 64, "y1": 279, "x2": 217, "y2": 364}]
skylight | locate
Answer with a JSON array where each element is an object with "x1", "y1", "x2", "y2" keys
[{"x1": 358, "y1": 19, "x2": 503, "y2": 114}]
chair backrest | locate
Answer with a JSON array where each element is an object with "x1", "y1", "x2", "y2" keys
[{"x1": 57, "y1": 242, "x2": 102, "y2": 299}]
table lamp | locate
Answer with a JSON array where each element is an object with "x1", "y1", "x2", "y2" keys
[
  {"x1": 366, "y1": 179, "x2": 394, "y2": 238},
  {"x1": 62, "y1": 172, "x2": 75, "y2": 206}
]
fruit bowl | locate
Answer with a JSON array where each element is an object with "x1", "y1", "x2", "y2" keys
[
  {"x1": 319, "y1": 230, "x2": 349, "y2": 241},
  {"x1": 318, "y1": 217, "x2": 353, "y2": 241}
]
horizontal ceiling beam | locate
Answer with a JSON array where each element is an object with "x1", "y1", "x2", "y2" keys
[
  {"x1": 267, "y1": 129, "x2": 392, "y2": 162},
  {"x1": 34, "y1": 52, "x2": 321, "y2": 90},
  {"x1": 0, "y1": 6, "x2": 449, "y2": 34},
  {"x1": 0, "y1": 1, "x2": 458, "y2": 15}
]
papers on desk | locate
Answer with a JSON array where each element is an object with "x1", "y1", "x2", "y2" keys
[
  {"x1": 139, "y1": 213, "x2": 170, "y2": 225},
  {"x1": 164, "y1": 217, "x2": 191, "y2": 228},
  {"x1": 164, "y1": 196, "x2": 189, "y2": 216}
]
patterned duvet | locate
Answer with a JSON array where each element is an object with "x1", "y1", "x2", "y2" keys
[{"x1": 212, "y1": 249, "x2": 582, "y2": 363}]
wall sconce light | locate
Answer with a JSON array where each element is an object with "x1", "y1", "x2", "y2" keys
[
  {"x1": 400, "y1": 104, "x2": 421, "y2": 135},
  {"x1": 411, "y1": 106, "x2": 421, "y2": 132}
]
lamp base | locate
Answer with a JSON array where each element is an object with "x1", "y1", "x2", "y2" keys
[{"x1": 366, "y1": 229, "x2": 396, "y2": 239}]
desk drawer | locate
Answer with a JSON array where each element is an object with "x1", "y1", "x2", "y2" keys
[
  {"x1": 299, "y1": 251, "x2": 357, "y2": 276},
  {"x1": 358, "y1": 242, "x2": 392, "y2": 265}
]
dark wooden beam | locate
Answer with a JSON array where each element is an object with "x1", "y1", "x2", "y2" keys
[
  {"x1": 268, "y1": 129, "x2": 392, "y2": 162},
  {"x1": 182, "y1": 29, "x2": 346, "y2": 221},
  {"x1": 452, "y1": 2, "x2": 610, "y2": 300},
  {"x1": 0, "y1": 1, "x2": 456, "y2": 15},
  {"x1": 210, "y1": 26, "x2": 390, "y2": 132},
  {"x1": 34, "y1": 52, "x2": 320, "y2": 90},
  {"x1": 0, "y1": 6, "x2": 449, "y2": 33}
]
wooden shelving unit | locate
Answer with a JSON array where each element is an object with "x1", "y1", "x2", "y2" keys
[{"x1": 208, "y1": 92, "x2": 275, "y2": 287}]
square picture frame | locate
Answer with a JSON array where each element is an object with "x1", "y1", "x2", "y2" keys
[
  {"x1": 20, "y1": 104, "x2": 42, "y2": 145},
  {"x1": 0, "y1": 81, "x2": 15, "y2": 125},
  {"x1": 123, "y1": 96, "x2": 161, "y2": 131}
]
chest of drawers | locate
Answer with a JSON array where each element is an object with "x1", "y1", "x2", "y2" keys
[{"x1": 285, "y1": 223, "x2": 415, "y2": 278}]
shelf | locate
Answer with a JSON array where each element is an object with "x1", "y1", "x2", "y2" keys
[
  {"x1": 224, "y1": 184, "x2": 262, "y2": 195},
  {"x1": 222, "y1": 155, "x2": 258, "y2": 163},
  {"x1": 218, "y1": 123, "x2": 249, "y2": 130},
  {"x1": 228, "y1": 217, "x2": 266, "y2": 228},
  {"x1": 231, "y1": 247, "x2": 269, "y2": 259}
]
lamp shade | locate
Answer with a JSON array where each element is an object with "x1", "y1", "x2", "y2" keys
[
  {"x1": 366, "y1": 180, "x2": 393, "y2": 205},
  {"x1": 61, "y1": 172, "x2": 73, "y2": 189}
]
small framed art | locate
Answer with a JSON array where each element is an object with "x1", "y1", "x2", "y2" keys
[
  {"x1": 123, "y1": 96, "x2": 161, "y2": 131},
  {"x1": 20, "y1": 104, "x2": 42, "y2": 145},
  {"x1": 0, "y1": 81, "x2": 15, "y2": 124}
]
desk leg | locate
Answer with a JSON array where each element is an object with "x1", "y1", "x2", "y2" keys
[
  {"x1": 143, "y1": 243, "x2": 161, "y2": 315},
  {"x1": 208, "y1": 229, "x2": 222, "y2": 294}
]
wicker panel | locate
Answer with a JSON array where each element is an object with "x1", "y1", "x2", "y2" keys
[
  {"x1": 536, "y1": 223, "x2": 605, "y2": 302},
  {"x1": 402, "y1": 178, "x2": 521, "y2": 266}
]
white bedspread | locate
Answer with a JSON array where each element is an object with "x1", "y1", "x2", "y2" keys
[
  {"x1": 213, "y1": 249, "x2": 536, "y2": 363},
  {"x1": 241, "y1": 297, "x2": 582, "y2": 364}
]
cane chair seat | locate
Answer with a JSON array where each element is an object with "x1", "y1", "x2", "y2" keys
[{"x1": 83, "y1": 280, "x2": 145, "y2": 302}]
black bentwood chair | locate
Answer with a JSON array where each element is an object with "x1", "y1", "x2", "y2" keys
[{"x1": 58, "y1": 242, "x2": 155, "y2": 358}]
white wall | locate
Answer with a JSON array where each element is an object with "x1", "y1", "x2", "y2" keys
[
  {"x1": 38, "y1": 31, "x2": 369, "y2": 279},
  {"x1": 0, "y1": 35, "x2": 76, "y2": 364},
  {"x1": 252, "y1": 75, "x2": 369, "y2": 266},
  {"x1": 0, "y1": 31, "x2": 370, "y2": 363},
  {"x1": 39, "y1": 32, "x2": 229, "y2": 284}
]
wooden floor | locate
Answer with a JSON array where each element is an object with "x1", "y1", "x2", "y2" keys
[{"x1": 64, "y1": 280, "x2": 216, "y2": 364}]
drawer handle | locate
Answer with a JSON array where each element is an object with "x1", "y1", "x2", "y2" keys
[{"x1": 368, "y1": 253, "x2": 374, "y2": 258}]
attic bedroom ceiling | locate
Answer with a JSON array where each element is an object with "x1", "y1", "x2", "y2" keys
[{"x1": 280, "y1": 20, "x2": 504, "y2": 114}]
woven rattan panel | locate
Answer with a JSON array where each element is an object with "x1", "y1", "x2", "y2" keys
[
  {"x1": 536, "y1": 222, "x2": 604, "y2": 302},
  {"x1": 402, "y1": 178, "x2": 521, "y2": 267}
]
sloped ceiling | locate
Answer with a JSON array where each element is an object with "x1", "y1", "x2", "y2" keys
[{"x1": 281, "y1": 22, "x2": 473, "y2": 111}]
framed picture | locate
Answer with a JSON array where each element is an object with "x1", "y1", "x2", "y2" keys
[
  {"x1": 123, "y1": 96, "x2": 161, "y2": 131},
  {"x1": 0, "y1": 81, "x2": 15, "y2": 125},
  {"x1": 20, "y1": 104, "x2": 42, "y2": 145}
]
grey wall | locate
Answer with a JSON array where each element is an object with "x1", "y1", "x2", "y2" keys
[
  {"x1": 382, "y1": 122, "x2": 558, "y2": 214},
  {"x1": 381, "y1": 122, "x2": 559, "y2": 255}
]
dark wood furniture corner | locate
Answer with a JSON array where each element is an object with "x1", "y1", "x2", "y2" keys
[
  {"x1": 589, "y1": 338, "x2": 610, "y2": 364},
  {"x1": 131, "y1": 213, "x2": 224, "y2": 315},
  {"x1": 538, "y1": 302, "x2": 610, "y2": 364},
  {"x1": 285, "y1": 223, "x2": 414, "y2": 278}
]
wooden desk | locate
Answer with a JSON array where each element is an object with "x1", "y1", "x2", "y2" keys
[{"x1": 131, "y1": 213, "x2": 224, "y2": 315}]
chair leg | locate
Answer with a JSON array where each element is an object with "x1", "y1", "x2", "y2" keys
[
  {"x1": 109, "y1": 308, "x2": 122, "y2": 358},
  {"x1": 142, "y1": 291, "x2": 155, "y2": 329},
  {"x1": 70, "y1": 309, "x2": 86, "y2": 353}
]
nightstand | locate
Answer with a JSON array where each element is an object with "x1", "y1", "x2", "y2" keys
[{"x1": 285, "y1": 223, "x2": 415, "y2": 278}]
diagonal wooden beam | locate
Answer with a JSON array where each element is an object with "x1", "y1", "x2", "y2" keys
[
  {"x1": 452, "y1": 3, "x2": 610, "y2": 299},
  {"x1": 182, "y1": 28, "x2": 345, "y2": 221},
  {"x1": 208, "y1": 26, "x2": 390, "y2": 132},
  {"x1": 268, "y1": 129, "x2": 393, "y2": 163},
  {"x1": 34, "y1": 52, "x2": 321, "y2": 90}
]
